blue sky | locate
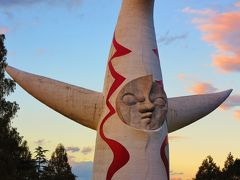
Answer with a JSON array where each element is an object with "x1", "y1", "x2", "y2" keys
[{"x1": 1, "y1": 0, "x2": 240, "y2": 179}]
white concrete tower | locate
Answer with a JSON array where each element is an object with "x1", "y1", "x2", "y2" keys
[{"x1": 5, "y1": 0, "x2": 232, "y2": 180}]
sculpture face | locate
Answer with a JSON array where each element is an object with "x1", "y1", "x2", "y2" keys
[{"x1": 116, "y1": 76, "x2": 168, "y2": 131}]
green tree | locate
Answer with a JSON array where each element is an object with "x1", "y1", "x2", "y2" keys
[
  {"x1": 232, "y1": 159, "x2": 240, "y2": 178},
  {"x1": 35, "y1": 146, "x2": 48, "y2": 179},
  {"x1": 42, "y1": 144, "x2": 75, "y2": 180},
  {"x1": 194, "y1": 155, "x2": 221, "y2": 180},
  {"x1": 0, "y1": 34, "x2": 36, "y2": 179},
  {"x1": 222, "y1": 153, "x2": 240, "y2": 180}
]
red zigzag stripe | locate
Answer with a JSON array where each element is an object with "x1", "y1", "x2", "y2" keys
[
  {"x1": 153, "y1": 48, "x2": 159, "y2": 58},
  {"x1": 161, "y1": 136, "x2": 169, "y2": 180},
  {"x1": 99, "y1": 34, "x2": 131, "y2": 180}
]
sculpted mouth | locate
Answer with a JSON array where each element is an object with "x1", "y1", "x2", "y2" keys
[{"x1": 141, "y1": 112, "x2": 152, "y2": 119}]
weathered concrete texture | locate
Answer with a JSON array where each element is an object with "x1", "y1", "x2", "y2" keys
[
  {"x1": 6, "y1": 66, "x2": 232, "y2": 134},
  {"x1": 6, "y1": 66, "x2": 103, "y2": 130},
  {"x1": 167, "y1": 89, "x2": 232, "y2": 133}
]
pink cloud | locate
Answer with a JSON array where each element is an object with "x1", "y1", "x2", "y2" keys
[
  {"x1": 183, "y1": 5, "x2": 240, "y2": 72},
  {"x1": 0, "y1": 27, "x2": 10, "y2": 34},
  {"x1": 235, "y1": 2, "x2": 240, "y2": 7},
  {"x1": 213, "y1": 54, "x2": 240, "y2": 72},
  {"x1": 188, "y1": 82, "x2": 217, "y2": 94},
  {"x1": 234, "y1": 110, "x2": 240, "y2": 120},
  {"x1": 177, "y1": 73, "x2": 186, "y2": 80},
  {"x1": 171, "y1": 178, "x2": 182, "y2": 180},
  {"x1": 200, "y1": 11, "x2": 240, "y2": 72},
  {"x1": 221, "y1": 95, "x2": 240, "y2": 109}
]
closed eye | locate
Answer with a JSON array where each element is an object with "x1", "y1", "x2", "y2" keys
[
  {"x1": 153, "y1": 97, "x2": 166, "y2": 107},
  {"x1": 122, "y1": 93, "x2": 137, "y2": 106}
]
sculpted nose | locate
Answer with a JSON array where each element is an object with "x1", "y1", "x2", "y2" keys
[{"x1": 138, "y1": 100, "x2": 154, "y2": 113}]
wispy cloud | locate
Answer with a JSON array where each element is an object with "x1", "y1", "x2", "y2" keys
[
  {"x1": 170, "y1": 178, "x2": 182, "y2": 180},
  {"x1": 2, "y1": 11, "x2": 14, "y2": 20},
  {"x1": 220, "y1": 95, "x2": 240, "y2": 121},
  {"x1": 221, "y1": 95, "x2": 240, "y2": 109},
  {"x1": 34, "y1": 139, "x2": 51, "y2": 146},
  {"x1": 81, "y1": 147, "x2": 93, "y2": 155},
  {"x1": 234, "y1": 110, "x2": 240, "y2": 120},
  {"x1": 235, "y1": 2, "x2": 240, "y2": 7},
  {"x1": 158, "y1": 31, "x2": 188, "y2": 46},
  {"x1": 170, "y1": 170, "x2": 184, "y2": 180},
  {"x1": 66, "y1": 146, "x2": 81, "y2": 153},
  {"x1": 183, "y1": 3, "x2": 240, "y2": 73},
  {"x1": 182, "y1": 7, "x2": 217, "y2": 16},
  {"x1": 177, "y1": 73, "x2": 187, "y2": 80},
  {"x1": 68, "y1": 155, "x2": 78, "y2": 165},
  {"x1": 0, "y1": 0, "x2": 83, "y2": 9},
  {"x1": 188, "y1": 82, "x2": 218, "y2": 94}
]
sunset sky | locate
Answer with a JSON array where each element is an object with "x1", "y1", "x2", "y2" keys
[{"x1": 1, "y1": 0, "x2": 240, "y2": 179}]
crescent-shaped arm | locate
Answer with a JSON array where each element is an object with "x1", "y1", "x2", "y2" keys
[
  {"x1": 167, "y1": 89, "x2": 232, "y2": 133},
  {"x1": 5, "y1": 66, "x2": 104, "y2": 130}
]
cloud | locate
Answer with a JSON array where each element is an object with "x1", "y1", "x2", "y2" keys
[
  {"x1": 81, "y1": 147, "x2": 93, "y2": 155},
  {"x1": 177, "y1": 73, "x2": 186, "y2": 80},
  {"x1": 171, "y1": 177, "x2": 182, "y2": 180},
  {"x1": 2, "y1": 11, "x2": 14, "y2": 20},
  {"x1": 0, "y1": 27, "x2": 10, "y2": 34},
  {"x1": 170, "y1": 170, "x2": 184, "y2": 180},
  {"x1": 34, "y1": 139, "x2": 50, "y2": 146},
  {"x1": 0, "y1": 0, "x2": 83, "y2": 9},
  {"x1": 235, "y1": 2, "x2": 240, "y2": 7},
  {"x1": 188, "y1": 82, "x2": 218, "y2": 94},
  {"x1": 182, "y1": 7, "x2": 217, "y2": 16},
  {"x1": 66, "y1": 146, "x2": 81, "y2": 153},
  {"x1": 220, "y1": 95, "x2": 240, "y2": 121},
  {"x1": 71, "y1": 161, "x2": 93, "y2": 180},
  {"x1": 234, "y1": 110, "x2": 240, "y2": 120},
  {"x1": 68, "y1": 155, "x2": 78, "y2": 165},
  {"x1": 212, "y1": 54, "x2": 240, "y2": 72},
  {"x1": 183, "y1": 4, "x2": 240, "y2": 73},
  {"x1": 158, "y1": 31, "x2": 188, "y2": 46},
  {"x1": 221, "y1": 95, "x2": 240, "y2": 109}
]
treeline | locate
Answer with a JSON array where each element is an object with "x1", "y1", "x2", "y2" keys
[
  {"x1": 194, "y1": 153, "x2": 240, "y2": 180},
  {"x1": 0, "y1": 35, "x2": 75, "y2": 180}
]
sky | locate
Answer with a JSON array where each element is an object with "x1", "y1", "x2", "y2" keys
[{"x1": 1, "y1": 0, "x2": 240, "y2": 179}]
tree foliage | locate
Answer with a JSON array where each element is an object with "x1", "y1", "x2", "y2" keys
[
  {"x1": 0, "y1": 35, "x2": 76, "y2": 180},
  {"x1": 0, "y1": 34, "x2": 36, "y2": 179},
  {"x1": 42, "y1": 144, "x2": 76, "y2": 180},
  {"x1": 194, "y1": 155, "x2": 221, "y2": 180},
  {"x1": 194, "y1": 153, "x2": 240, "y2": 180},
  {"x1": 35, "y1": 146, "x2": 48, "y2": 179}
]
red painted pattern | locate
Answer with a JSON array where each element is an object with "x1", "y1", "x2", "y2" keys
[
  {"x1": 99, "y1": 34, "x2": 131, "y2": 180},
  {"x1": 161, "y1": 136, "x2": 169, "y2": 180},
  {"x1": 156, "y1": 80, "x2": 163, "y2": 88},
  {"x1": 153, "y1": 48, "x2": 159, "y2": 58}
]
